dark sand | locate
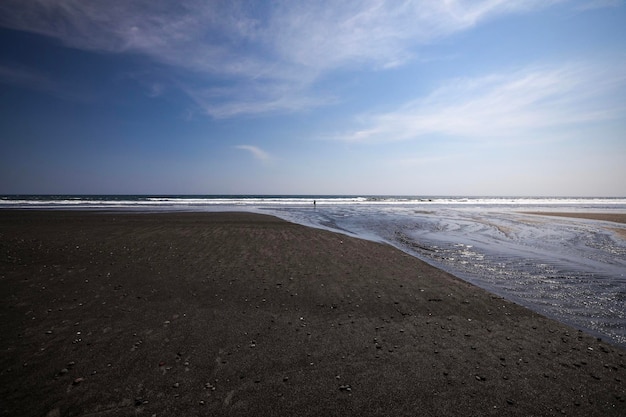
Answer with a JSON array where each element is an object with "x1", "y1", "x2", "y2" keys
[{"x1": 1, "y1": 211, "x2": 624, "y2": 416}]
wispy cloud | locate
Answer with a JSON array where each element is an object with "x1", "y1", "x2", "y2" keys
[
  {"x1": 182, "y1": 79, "x2": 336, "y2": 119},
  {"x1": 1, "y1": 1, "x2": 557, "y2": 71},
  {"x1": 0, "y1": 0, "x2": 604, "y2": 117},
  {"x1": 235, "y1": 145, "x2": 271, "y2": 162},
  {"x1": 334, "y1": 61, "x2": 626, "y2": 143},
  {"x1": 269, "y1": 0, "x2": 563, "y2": 71},
  {"x1": 0, "y1": 63, "x2": 92, "y2": 101},
  {"x1": 0, "y1": 64, "x2": 55, "y2": 91}
]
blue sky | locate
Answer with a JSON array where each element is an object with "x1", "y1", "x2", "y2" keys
[{"x1": 0, "y1": 0, "x2": 625, "y2": 196}]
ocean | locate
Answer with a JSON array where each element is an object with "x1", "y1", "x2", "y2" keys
[{"x1": 2, "y1": 195, "x2": 625, "y2": 348}]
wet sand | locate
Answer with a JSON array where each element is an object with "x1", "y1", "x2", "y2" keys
[
  {"x1": 523, "y1": 211, "x2": 626, "y2": 239},
  {"x1": 1, "y1": 211, "x2": 624, "y2": 416},
  {"x1": 523, "y1": 212, "x2": 626, "y2": 225}
]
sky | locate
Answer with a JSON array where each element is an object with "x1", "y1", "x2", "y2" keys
[{"x1": 0, "y1": 0, "x2": 625, "y2": 196}]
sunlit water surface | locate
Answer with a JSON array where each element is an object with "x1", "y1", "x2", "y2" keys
[{"x1": 266, "y1": 202, "x2": 626, "y2": 348}]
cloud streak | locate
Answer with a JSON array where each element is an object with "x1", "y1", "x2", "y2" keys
[
  {"x1": 0, "y1": 0, "x2": 572, "y2": 117},
  {"x1": 334, "y1": 61, "x2": 626, "y2": 143},
  {"x1": 0, "y1": 63, "x2": 94, "y2": 101},
  {"x1": 0, "y1": 64, "x2": 54, "y2": 90},
  {"x1": 235, "y1": 145, "x2": 271, "y2": 162}
]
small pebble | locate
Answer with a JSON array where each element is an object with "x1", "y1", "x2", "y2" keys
[{"x1": 45, "y1": 408, "x2": 61, "y2": 417}]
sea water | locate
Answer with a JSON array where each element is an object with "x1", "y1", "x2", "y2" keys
[{"x1": 2, "y1": 195, "x2": 625, "y2": 348}]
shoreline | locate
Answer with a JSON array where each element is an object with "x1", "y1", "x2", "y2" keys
[
  {"x1": 522, "y1": 211, "x2": 626, "y2": 239},
  {"x1": 522, "y1": 211, "x2": 626, "y2": 225},
  {"x1": 1, "y1": 210, "x2": 624, "y2": 416}
]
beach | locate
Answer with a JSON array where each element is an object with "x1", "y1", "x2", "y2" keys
[
  {"x1": 1, "y1": 211, "x2": 624, "y2": 416},
  {"x1": 523, "y1": 212, "x2": 626, "y2": 240},
  {"x1": 523, "y1": 211, "x2": 626, "y2": 225}
]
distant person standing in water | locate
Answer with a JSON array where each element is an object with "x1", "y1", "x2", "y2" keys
[{"x1": 313, "y1": 200, "x2": 316, "y2": 207}]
